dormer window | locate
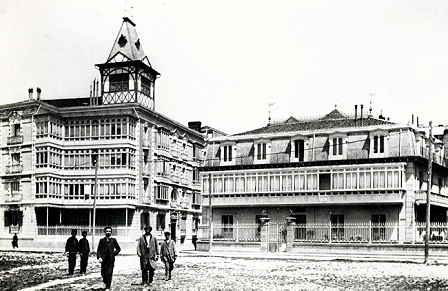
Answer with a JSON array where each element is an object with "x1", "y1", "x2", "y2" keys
[
  {"x1": 370, "y1": 129, "x2": 388, "y2": 158},
  {"x1": 223, "y1": 145, "x2": 232, "y2": 162},
  {"x1": 329, "y1": 133, "x2": 347, "y2": 160},
  {"x1": 220, "y1": 142, "x2": 235, "y2": 165},
  {"x1": 257, "y1": 143, "x2": 266, "y2": 160},
  {"x1": 254, "y1": 139, "x2": 270, "y2": 164},
  {"x1": 291, "y1": 135, "x2": 307, "y2": 162}
]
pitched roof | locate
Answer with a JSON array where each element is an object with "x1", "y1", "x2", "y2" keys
[
  {"x1": 106, "y1": 17, "x2": 151, "y2": 66},
  {"x1": 234, "y1": 110, "x2": 395, "y2": 137}
]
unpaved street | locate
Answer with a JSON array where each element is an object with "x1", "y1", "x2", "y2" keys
[{"x1": 1, "y1": 251, "x2": 448, "y2": 290}]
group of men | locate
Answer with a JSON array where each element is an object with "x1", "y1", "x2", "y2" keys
[
  {"x1": 65, "y1": 225, "x2": 176, "y2": 290},
  {"x1": 64, "y1": 229, "x2": 91, "y2": 275}
]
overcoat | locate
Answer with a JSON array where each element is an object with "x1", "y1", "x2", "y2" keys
[
  {"x1": 160, "y1": 239, "x2": 177, "y2": 263},
  {"x1": 137, "y1": 234, "x2": 159, "y2": 269}
]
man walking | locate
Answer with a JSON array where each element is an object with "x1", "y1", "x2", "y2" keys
[
  {"x1": 97, "y1": 226, "x2": 121, "y2": 291},
  {"x1": 78, "y1": 230, "x2": 90, "y2": 274},
  {"x1": 65, "y1": 229, "x2": 78, "y2": 275},
  {"x1": 137, "y1": 225, "x2": 159, "y2": 286}
]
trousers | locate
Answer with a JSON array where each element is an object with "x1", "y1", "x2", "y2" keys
[
  {"x1": 101, "y1": 261, "x2": 114, "y2": 289},
  {"x1": 68, "y1": 253, "x2": 76, "y2": 275}
]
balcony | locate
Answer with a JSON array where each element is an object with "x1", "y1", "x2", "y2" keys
[
  {"x1": 170, "y1": 201, "x2": 179, "y2": 208},
  {"x1": 5, "y1": 193, "x2": 22, "y2": 202},
  {"x1": 180, "y1": 201, "x2": 190, "y2": 209},
  {"x1": 6, "y1": 164, "x2": 23, "y2": 174},
  {"x1": 7, "y1": 135, "x2": 23, "y2": 145},
  {"x1": 203, "y1": 189, "x2": 404, "y2": 207}
]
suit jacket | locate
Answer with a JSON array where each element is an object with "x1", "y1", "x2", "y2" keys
[
  {"x1": 97, "y1": 237, "x2": 121, "y2": 263},
  {"x1": 65, "y1": 236, "x2": 78, "y2": 254},
  {"x1": 137, "y1": 234, "x2": 158, "y2": 269},
  {"x1": 78, "y1": 237, "x2": 90, "y2": 255}
]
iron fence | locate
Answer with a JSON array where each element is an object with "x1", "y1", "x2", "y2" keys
[{"x1": 198, "y1": 222, "x2": 448, "y2": 244}]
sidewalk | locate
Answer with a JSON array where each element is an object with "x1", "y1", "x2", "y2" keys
[{"x1": 2, "y1": 245, "x2": 446, "y2": 265}]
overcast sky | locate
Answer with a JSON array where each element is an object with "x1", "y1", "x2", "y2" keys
[{"x1": 1, "y1": 0, "x2": 447, "y2": 134}]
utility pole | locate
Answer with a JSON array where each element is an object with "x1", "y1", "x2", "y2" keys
[
  {"x1": 92, "y1": 156, "x2": 99, "y2": 251},
  {"x1": 424, "y1": 121, "x2": 433, "y2": 264},
  {"x1": 208, "y1": 173, "x2": 213, "y2": 253}
]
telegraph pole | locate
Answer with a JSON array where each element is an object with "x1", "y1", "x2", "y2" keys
[
  {"x1": 92, "y1": 156, "x2": 99, "y2": 251},
  {"x1": 424, "y1": 121, "x2": 433, "y2": 264},
  {"x1": 208, "y1": 173, "x2": 213, "y2": 253}
]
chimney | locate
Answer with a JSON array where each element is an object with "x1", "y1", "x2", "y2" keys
[
  {"x1": 36, "y1": 87, "x2": 41, "y2": 100},
  {"x1": 412, "y1": 114, "x2": 414, "y2": 125},
  {"x1": 188, "y1": 121, "x2": 202, "y2": 132},
  {"x1": 360, "y1": 104, "x2": 364, "y2": 126},
  {"x1": 28, "y1": 88, "x2": 33, "y2": 100},
  {"x1": 417, "y1": 116, "x2": 419, "y2": 127},
  {"x1": 354, "y1": 105, "x2": 358, "y2": 123}
]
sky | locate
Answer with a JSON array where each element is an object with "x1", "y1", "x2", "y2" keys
[{"x1": 1, "y1": 0, "x2": 448, "y2": 135}]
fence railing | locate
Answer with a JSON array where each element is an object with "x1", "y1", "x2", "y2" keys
[
  {"x1": 199, "y1": 222, "x2": 448, "y2": 244},
  {"x1": 199, "y1": 223, "x2": 261, "y2": 242},
  {"x1": 36, "y1": 225, "x2": 129, "y2": 237}
]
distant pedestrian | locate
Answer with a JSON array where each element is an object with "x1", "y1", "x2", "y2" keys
[
  {"x1": 65, "y1": 229, "x2": 78, "y2": 275},
  {"x1": 160, "y1": 231, "x2": 177, "y2": 281},
  {"x1": 97, "y1": 226, "x2": 121, "y2": 291},
  {"x1": 137, "y1": 225, "x2": 159, "y2": 286},
  {"x1": 78, "y1": 230, "x2": 90, "y2": 274},
  {"x1": 12, "y1": 234, "x2": 18, "y2": 249},
  {"x1": 192, "y1": 235, "x2": 197, "y2": 251}
]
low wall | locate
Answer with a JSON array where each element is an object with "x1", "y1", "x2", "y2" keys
[
  {"x1": 196, "y1": 240, "x2": 448, "y2": 262},
  {"x1": 197, "y1": 241, "x2": 261, "y2": 252}
]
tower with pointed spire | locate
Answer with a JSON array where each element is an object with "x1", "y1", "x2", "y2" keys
[{"x1": 96, "y1": 17, "x2": 160, "y2": 110}]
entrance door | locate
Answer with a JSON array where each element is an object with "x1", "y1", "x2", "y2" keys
[
  {"x1": 371, "y1": 214, "x2": 386, "y2": 241},
  {"x1": 331, "y1": 214, "x2": 344, "y2": 241},
  {"x1": 170, "y1": 219, "x2": 177, "y2": 242}
]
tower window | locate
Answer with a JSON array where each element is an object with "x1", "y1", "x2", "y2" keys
[
  {"x1": 109, "y1": 73, "x2": 129, "y2": 92},
  {"x1": 141, "y1": 76, "x2": 153, "y2": 96}
]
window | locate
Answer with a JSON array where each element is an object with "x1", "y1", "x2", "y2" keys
[
  {"x1": 109, "y1": 73, "x2": 129, "y2": 92},
  {"x1": 319, "y1": 173, "x2": 331, "y2": 190},
  {"x1": 254, "y1": 140, "x2": 270, "y2": 163},
  {"x1": 292, "y1": 139, "x2": 305, "y2": 162},
  {"x1": 373, "y1": 136, "x2": 385, "y2": 154},
  {"x1": 10, "y1": 181, "x2": 19, "y2": 193},
  {"x1": 332, "y1": 138, "x2": 343, "y2": 156},
  {"x1": 222, "y1": 145, "x2": 232, "y2": 162},
  {"x1": 157, "y1": 213, "x2": 166, "y2": 231},
  {"x1": 370, "y1": 130, "x2": 388, "y2": 157},
  {"x1": 4, "y1": 210, "x2": 23, "y2": 227},
  {"x1": 141, "y1": 76, "x2": 152, "y2": 95}
]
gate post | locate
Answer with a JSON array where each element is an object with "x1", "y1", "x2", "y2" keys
[
  {"x1": 286, "y1": 216, "x2": 296, "y2": 252},
  {"x1": 260, "y1": 217, "x2": 270, "y2": 252}
]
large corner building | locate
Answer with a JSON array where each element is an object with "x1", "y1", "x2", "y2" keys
[{"x1": 1, "y1": 17, "x2": 206, "y2": 250}]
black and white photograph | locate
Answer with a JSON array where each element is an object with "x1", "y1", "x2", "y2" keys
[{"x1": 1, "y1": 0, "x2": 448, "y2": 290}]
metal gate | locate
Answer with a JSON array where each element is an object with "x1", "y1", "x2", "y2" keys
[{"x1": 267, "y1": 222, "x2": 286, "y2": 252}]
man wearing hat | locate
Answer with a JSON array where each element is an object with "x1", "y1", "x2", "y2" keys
[
  {"x1": 78, "y1": 230, "x2": 90, "y2": 274},
  {"x1": 65, "y1": 229, "x2": 78, "y2": 275},
  {"x1": 137, "y1": 225, "x2": 159, "y2": 286}
]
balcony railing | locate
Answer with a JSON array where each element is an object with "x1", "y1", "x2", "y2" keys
[
  {"x1": 5, "y1": 193, "x2": 22, "y2": 202},
  {"x1": 7, "y1": 135, "x2": 23, "y2": 145},
  {"x1": 6, "y1": 164, "x2": 23, "y2": 174}
]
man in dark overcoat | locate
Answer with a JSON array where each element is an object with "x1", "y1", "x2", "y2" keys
[
  {"x1": 78, "y1": 230, "x2": 90, "y2": 273},
  {"x1": 137, "y1": 225, "x2": 159, "y2": 286},
  {"x1": 97, "y1": 226, "x2": 121, "y2": 291},
  {"x1": 65, "y1": 229, "x2": 78, "y2": 275}
]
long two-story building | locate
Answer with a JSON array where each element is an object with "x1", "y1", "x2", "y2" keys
[
  {"x1": 1, "y1": 17, "x2": 206, "y2": 250},
  {"x1": 200, "y1": 108, "x2": 448, "y2": 246}
]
